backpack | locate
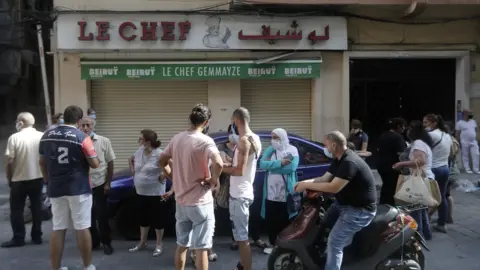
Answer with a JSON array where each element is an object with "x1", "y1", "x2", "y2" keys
[{"x1": 449, "y1": 135, "x2": 459, "y2": 160}]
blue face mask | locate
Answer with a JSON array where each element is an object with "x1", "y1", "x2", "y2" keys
[
  {"x1": 323, "y1": 148, "x2": 333, "y2": 159},
  {"x1": 229, "y1": 134, "x2": 239, "y2": 144},
  {"x1": 59, "y1": 119, "x2": 64, "y2": 124},
  {"x1": 89, "y1": 114, "x2": 96, "y2": 120},
  {"x1": 90, "y1": 131, "x2": 95, "y2": 137}
]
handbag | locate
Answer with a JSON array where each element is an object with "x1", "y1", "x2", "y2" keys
[
  {"x1": 281, "y1": 175, "x2": 302, "y2": 215},
  {"x1": 215, "y1": 173, "x2": 230, "y2": 208},
  {"x1": 394, "y1": 164, "x2": 437, "y2": 207}
]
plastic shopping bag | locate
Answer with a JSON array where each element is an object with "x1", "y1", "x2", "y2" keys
[{"x1": 394, "y1": 170, "x2": 437, "y2": 207}]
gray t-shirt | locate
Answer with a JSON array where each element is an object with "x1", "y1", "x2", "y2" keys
[{"x1": 133, "y1": 147, "x2": 165, "y2": 196}]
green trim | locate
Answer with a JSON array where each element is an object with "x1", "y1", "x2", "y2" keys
[{"x1": 81, "y1": 60, "x2": 321, "y2": 80}]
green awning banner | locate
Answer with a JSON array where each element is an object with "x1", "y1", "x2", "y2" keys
[{"x1": 80, "y1": 60, "x2": 321, "y2": 80}]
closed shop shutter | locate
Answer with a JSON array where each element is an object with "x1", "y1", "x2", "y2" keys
[
  {"x1": 241, "y1": 79, "x2": 312, "y2": 139},
  {"x1": 91, "y1": 80, "x2": 208, "y2": 168}
]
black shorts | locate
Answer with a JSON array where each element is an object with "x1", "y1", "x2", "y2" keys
[{"x1": 136, "y1": 194, "x2": 166, "y2": 230}]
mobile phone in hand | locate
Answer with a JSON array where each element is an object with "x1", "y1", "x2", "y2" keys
[{"x1": 285, "y1": 153, "x2": 294, "y2": 161}]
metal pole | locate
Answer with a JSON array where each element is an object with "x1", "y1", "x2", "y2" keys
[{"x1": 36, "y1": 23, "x2": 52, "y2": 127}]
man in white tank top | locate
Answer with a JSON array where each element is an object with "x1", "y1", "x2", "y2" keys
[{"x1": 222, "y1": 107, "x2": 261, "y2": 270}]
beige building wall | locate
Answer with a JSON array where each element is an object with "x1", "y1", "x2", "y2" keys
[
  {"x1": 54, "y1": 7, "x2": 479, "y2": 141},
  {"x1": 54, "y1": 53, "x2": 88, "y2": 113},
  {"x1": 54, "y1": 0, "x2": 229, "y2": 11}
]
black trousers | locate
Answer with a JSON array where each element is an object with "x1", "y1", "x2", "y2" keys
[
  {"x1": 378, "y1": 167, "x2": 399, "y2": 206},
  {"x1": 90, "y1": 183, "x2": 111, "y2": 246},
  {"x1": 136, "y1": 194, "x2": 166, "y2": 230},
  {"x1": 265, "y1": 200, "x2": 290, "y2": 245},
  {"x1": 10, "y1": 178, "x2": 43, "y2": 241}
]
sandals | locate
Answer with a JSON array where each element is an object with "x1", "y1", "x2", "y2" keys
[{"x1": 230, "y1": 242, "x2": 239, "y2": 250}]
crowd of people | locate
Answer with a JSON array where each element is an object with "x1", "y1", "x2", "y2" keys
[{"x1": 1, "y1": 103, "x2": 476, "y2": 270}]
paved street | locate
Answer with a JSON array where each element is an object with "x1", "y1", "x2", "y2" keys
[{"x1": 0, "y1": 174, "x2": 479, "y2": 269}]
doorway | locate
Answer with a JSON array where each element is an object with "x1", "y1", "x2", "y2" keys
[{"x1": 349, "y1": 58, "x2": 456, "y2": 167}]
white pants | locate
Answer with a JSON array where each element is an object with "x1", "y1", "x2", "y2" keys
[
  {"x1": 460, "y1": 140, "x2": 479, "y2": 172},
  {"x1": 50, "y1": 194, "x2": 92, "y2": 231}
]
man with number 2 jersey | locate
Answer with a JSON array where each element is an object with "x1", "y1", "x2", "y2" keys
[{"x1": 39, "y1": 105, "x2": 100, "y2": 270}]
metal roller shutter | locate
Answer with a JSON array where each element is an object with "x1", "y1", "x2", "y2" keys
[
  {"x1": 241, "y1": 79, "x2": 312, "y2": 139},
  {"x1": 91, "y1": 80, "x2": 208, "y2": 169}
]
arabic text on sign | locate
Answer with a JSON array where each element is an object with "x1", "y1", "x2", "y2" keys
[
  {"x1": 77, "y1": 21, "x2": 191, "y2": 41},
  {"x1": 238, "y1": 23, "x2": 329, "y2": 44}
]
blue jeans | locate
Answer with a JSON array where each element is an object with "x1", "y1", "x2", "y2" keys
[
  {"x1": 432, "y1": 165, "x2": 450, "y2": 226},
  {"x1": 411, "y1": 209, "x2": 431, "y2": 240},
  {"x1": 323, "y1": 202, "x2": 376, "y2": 270}
]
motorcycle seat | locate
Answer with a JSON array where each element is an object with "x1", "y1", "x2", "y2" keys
[{"x1": 349, "y1": 204, "x2": 399, "y2": 257}]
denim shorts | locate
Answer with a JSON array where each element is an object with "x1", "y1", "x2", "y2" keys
[
  {"x1": 229, "y1": 197, "x2": 253, "y2": 242},
  {"x1": 175, "y1": 202, "x2": 215, "y2": 249}
]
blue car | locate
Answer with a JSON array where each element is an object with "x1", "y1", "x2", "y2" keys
[{"x1": 108, "y1": 131, "x2": 331, "y2": 240}]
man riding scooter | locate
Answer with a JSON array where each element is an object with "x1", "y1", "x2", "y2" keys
[{"x1": 294, "y1": 131, "x2": 377, "y2": 270}]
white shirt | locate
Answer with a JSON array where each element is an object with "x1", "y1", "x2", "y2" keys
[
  {"x1": 133, "y1": 147, "x2": 165, "y2": 196},
  {"x1": 409, "y1": 140, "x2": 435, "y2": 179},
  {"x1": 266, "y1": 146, "x2": 299, "y2": 202},
  {"x1": 429, "y1": 129, "x2": 452, "y2": 168},
  {"x1": 89, "y1": 134, "x2": 116, "y2": 187},
  {"x1": 455, "y1": 119, "x2": 477, "y2": 142},
  {"x1": 229, "y1": 134, "x2": 262, "y2": 200},
  {"x1": 4, "y1": 127, "x2": 44, "y2": 182}
]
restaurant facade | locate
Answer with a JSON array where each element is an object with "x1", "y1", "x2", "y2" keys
[{"x1": 54, "y1": 13, "x2": 348, "y2": 164}]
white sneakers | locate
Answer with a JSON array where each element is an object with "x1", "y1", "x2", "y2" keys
[{"x1": 263, "y1": 247, "x2": 273, "y2": 255}]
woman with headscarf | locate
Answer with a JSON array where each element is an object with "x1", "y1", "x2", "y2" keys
[{"x1": 259, "y1": 128, "x2": 299, "y2": 255}]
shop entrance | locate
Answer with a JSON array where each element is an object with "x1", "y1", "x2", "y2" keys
[{"x1": 349, "y1": 58, "x2": 456, "y2": 168}]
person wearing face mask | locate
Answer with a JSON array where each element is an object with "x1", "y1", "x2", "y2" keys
[
  {"x1": 222, "y1": 124, "x2": 239, "y2": 164},
  {"x1": 423, "y1": 114, "x2": 452, "y2": 233},
  {"x1": 294, "y1": 131, "x2": 377, "y2": 270},
  {"x1": 80, "y1": 116, "x2": 116, "y2": 254},
  {"x1": 87, "y1": 108, "x2": 96, "y2": 120},
  {"x1": 127, "y1": 129, "x2": 167, "y2": 257},
  {"x1": 376, "y1": 118, "x2": 406, "y2": 206},
  {"x1": 455, "y1": 109, "x2": 479, "y2": 174},
  {"x1": 2, "y1": 112, "x2": 44, "y2": 248},
  {"x1": 347, "y1": 119, "x2": 369, "y2": 152},
  {"x1": 159, "y1": 103, "x2": 223, "y2": 270},
  {"x1": 259, "y1": 128, "x2": 299, "y2": 255},
  {"x1": 222, "y1": 107, "x2": 262, "y2": 270}
]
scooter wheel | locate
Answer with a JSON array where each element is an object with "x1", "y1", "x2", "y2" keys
[{"x1": 267, "y1": 248, "x2": 306, "y2": 270}]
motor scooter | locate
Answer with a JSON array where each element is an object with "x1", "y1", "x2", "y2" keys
[{"x1": 267, "y1": 191, "x2": 428, "y2": 270}]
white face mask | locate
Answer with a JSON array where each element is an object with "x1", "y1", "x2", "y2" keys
[
  {"x1": 323, "y1": 148, "x2": 333, "y2": 159},
  {"x1": 271, "y1": 139, "x2": 282, "y2": 150},
  {"x1": 15, "y1": 121, "x2": 23, "y2": 131}
]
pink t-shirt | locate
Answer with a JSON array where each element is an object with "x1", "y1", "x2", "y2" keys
[{"x1": 162, "y1": 130, "x2": 219, "y2": 206}]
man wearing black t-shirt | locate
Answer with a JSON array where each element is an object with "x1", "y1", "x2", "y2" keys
[{"x1": 294, "y1": 131, "x2": 377, "y2": 270}]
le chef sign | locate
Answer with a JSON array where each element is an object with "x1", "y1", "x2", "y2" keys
[{"x1": 56, "y1": 14, "x2": 347, "y2": 51}]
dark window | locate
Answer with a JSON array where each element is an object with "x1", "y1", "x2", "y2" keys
[{"x1": 291, "y1": 140, "x2": 330, "y2": 166}]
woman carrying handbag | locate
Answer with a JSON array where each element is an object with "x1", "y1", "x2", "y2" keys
[{"x1": 393, "y1": 121, "x2": 435, "y2": 240}]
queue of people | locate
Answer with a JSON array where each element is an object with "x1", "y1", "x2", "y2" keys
[
  {"x1": 377, "y1": 113, "x2": 461, "y2": 240},
  {"x1": 2, "y1": 103, "x2": 474, "y2": 270}
]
